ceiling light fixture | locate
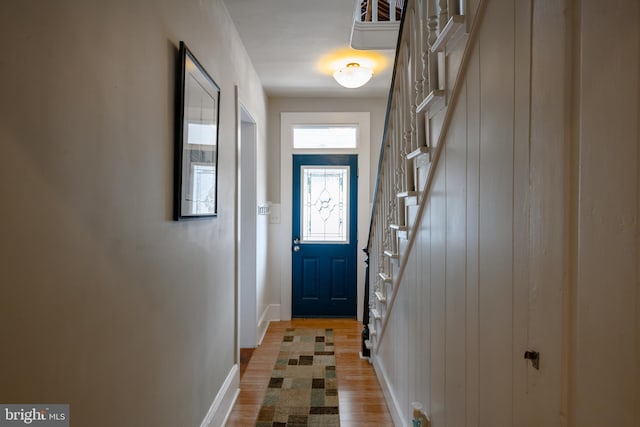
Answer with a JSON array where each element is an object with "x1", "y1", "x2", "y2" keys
[{"x1": 333, "y1": 62, "x2": 373, "y2": 89}]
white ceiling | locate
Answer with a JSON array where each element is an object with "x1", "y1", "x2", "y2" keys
[{"x1": 223, "y1": 0, "x2": 396, "y2": 97}]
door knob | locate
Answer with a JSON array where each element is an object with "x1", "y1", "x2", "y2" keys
[{"x1": 293, "y1": 246, "x2": 300, "y2": 252}]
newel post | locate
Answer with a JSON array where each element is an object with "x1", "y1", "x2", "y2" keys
[{"x1": 361, "y1": 247, "x2": 371, "y2": 358}]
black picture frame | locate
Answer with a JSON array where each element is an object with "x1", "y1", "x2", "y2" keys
[{"x1": 174, "y1": 41, "x2": 220, "y2": 220}]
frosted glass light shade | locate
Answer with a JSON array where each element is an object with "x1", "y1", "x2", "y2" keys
[{"x1": 333, "y1": 63, "x2": 373, "y2": 88}]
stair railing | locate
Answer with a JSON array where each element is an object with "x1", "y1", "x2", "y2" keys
[
  {"x1": 365, "y1": 0, "x2": 486, "y2": 353},
  {"x1": 356, "y1": 0, "x2": 403, "y2": 23}
]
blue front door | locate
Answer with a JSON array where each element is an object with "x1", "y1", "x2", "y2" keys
[{"x1": 292, "y1": 154, "x2": 358, "y2": 317}]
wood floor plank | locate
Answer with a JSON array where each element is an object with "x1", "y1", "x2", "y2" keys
[{"x1": 225, "y1": 319, "x2": 394, "y2": 426}]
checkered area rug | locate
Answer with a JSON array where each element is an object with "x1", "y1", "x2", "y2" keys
[{"x1": 256, "y1": 328, "x2": 340, "y2": 426}]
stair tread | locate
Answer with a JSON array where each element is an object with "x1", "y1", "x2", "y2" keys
[
  {"x1": 390, "y1": 223, "x2": 407, "y2": 231},
  {"x1": 405, "y1": 195, "x2": 419, "y2": 206},
  {"x1": 431, "y1": 15, "x2": 466, "y2": 53},
  {"x1": 417, "y1": 89, "x2": 445, "y2": 114},
  {"x1": 378, "y1": 272, "x2": 392, "y2": 282},
  {"x1": 407, "y1": 146, "x2": 431, "y2": 160},
  {"x1": 383, "y1": 250, "x2": 399, "y2": 259}
]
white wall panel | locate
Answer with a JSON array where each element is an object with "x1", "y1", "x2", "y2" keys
[
  {"x1": 397, "y1": 262, "x2": 411, "y2": 417},
  {"x1": 477, "y1": 0, "x2": 515, "y2": 424},
  {"x1": 444, "y1": 83, "x2": 468, "y2": 427},
  {"x1": 429, "y1": 152, "x2": 447, "y2": 426},
  {"x1": 526, "y1": 0, "x2": 568, "y2": 423},
  {"x1": 419, "y1": 200, "x2": 432, "y2": 416},
  {"x1": 407, "y1": 229, "x2": 420, "y2": 416},
  {"x1": 512, "y1": 0, "x2": 532, "y2": 422},
  {"x1": 464, "y1": 49, "x2": 481, "y2": 427}
]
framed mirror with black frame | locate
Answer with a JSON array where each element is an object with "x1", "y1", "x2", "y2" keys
[{"x1": 174, "y1": 41, "x2": 220, "y2": 220}]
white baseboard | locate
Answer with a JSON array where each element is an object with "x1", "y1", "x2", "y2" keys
[
  {"x1": 200, "y1": 364, "x2": 240, "y2": 427},
  {"x1": 372, "y1": 356, "x2": 404, "y2": 427},
  {"x1": 257, "y1": 304, "x2": 280, "y2": 345}
]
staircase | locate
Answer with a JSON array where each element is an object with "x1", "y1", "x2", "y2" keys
[{"x1": 365, "y1": 0, "x2": 481, "y2": 354}]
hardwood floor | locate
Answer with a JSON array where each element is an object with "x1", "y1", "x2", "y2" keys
[
  {"x1": 239, "y1": 348, "x2": 255, "y2": 379},
  {"x1": 226, "y1": 319, "x2": 394, "y2": 426}
]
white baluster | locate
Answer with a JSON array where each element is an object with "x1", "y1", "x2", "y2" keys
[
  {"x1": 413, "y1": 0, "x2": 427, "y2": 152},
  {"x1": 438, "y1": 0, "x2": 448, "y2": 34},
  {"x1": 372, "y1": 0, "x2": 379, "y2": 22},
  {"x1": 381, "y1": 165, "x2": 387, "y2": 254},
  {"x1": 404, "y1": 48, "x2": 415, "y2": 193},
  {"x1": 388, "y1": 153, "x2": 393, "y2": 239},
  {"x1": 363, "y1": 0, "x2": 372, "y2": 22},
  {"x1": 420, "y1": 0, "x2": 429, "y2": 99},
  {"x1": 386, "y1": 131, "x2": 393, "y2": 253},
  {"x1": 395, "y1": 84, "x2": 403, "y2": 195},
  {"x1": 427, "y1": 0, "x2": 439, "y2": 93},
  {"x1": 391, "y1": 100, "x2": 400, "y2": 240},
  {"x1": 399, "y1": 54, "x2": 407, "y2": 193},
  {"x1": 384, "y1": 153, "x2": 390, "y2": 261},
  {"x1": 412, "y1": 1, "x2": 425, "y2": 105}
]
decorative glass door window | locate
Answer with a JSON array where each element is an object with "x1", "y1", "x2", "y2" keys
[{"x1": 301, "y1": 166, "x2": 349, "y2": 243}]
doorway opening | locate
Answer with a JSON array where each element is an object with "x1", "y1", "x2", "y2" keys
[{"x1": 238, "y1": 103, "x2": 258, "y2": 354}]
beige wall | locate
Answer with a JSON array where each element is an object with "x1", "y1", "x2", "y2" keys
[
  {"x1": 374, "y1": 0, "x2": 639, "y2": 425},
  {"x1": 0, "y1": 0, "x2": 266, "y2": 426}
]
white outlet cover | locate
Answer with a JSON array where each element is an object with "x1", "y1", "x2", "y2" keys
[{"x1": 269, "y1": 204, "x2": 281, "y2": 224}]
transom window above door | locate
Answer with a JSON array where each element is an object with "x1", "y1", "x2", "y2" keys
[{"x1": 292, "y1": 125, "x2": 358, "y2": 149}]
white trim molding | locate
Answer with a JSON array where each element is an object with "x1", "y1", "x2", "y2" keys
[
  {"x1": 257, "y1": 304, "x2": 281, "y2": 345},
  {"x1": 372, "y1": 357, "x2": 404, "y2": 426},
  {"x1": 200, "y1": 364, "x2": 240, "y2": 427},
  {"x1": 351, "y1": 21, "x2": 400, "y2": 50}
]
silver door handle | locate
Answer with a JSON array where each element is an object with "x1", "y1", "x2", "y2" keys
[
  {"x1": 293, "y1": 246, "x2": 300, "y2": 252},
  {"x1": 293, "y1": 238, "x2": 300, "y2": 244}
]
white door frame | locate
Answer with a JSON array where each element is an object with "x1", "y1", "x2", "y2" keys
[
  {"x1": 278, "y1": 112, "x2": 370, "y2": 320},
  {"x1": 235, "y1": 87, "x2": 259, "y2": 350}
]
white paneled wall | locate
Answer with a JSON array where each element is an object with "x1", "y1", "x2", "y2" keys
[
  {"x1": 369, "y1": 0, "x2": 639, "y2": 426},
  {"x1": 376, "y1": 0, "x2": 537, "y2": 423}
]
